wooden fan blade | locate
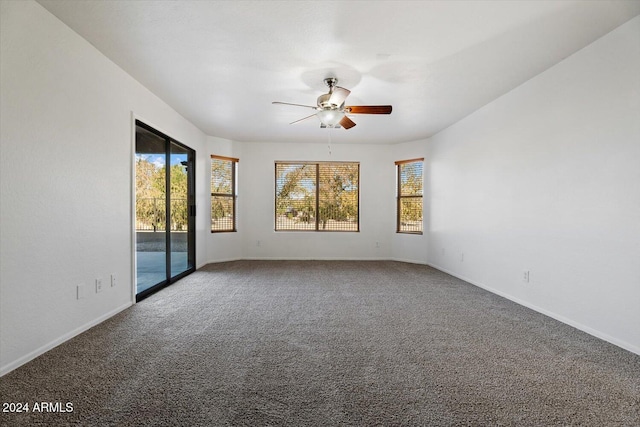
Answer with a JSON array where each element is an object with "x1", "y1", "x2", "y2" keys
[
  {"x1": 272, "y1": 101, "x2": 318, "y2": 111},
  {"x1": 339, "y1": 116, "x2": 356, "y2": 129},
  {"x1": 345, "y1": 105, "x2": 392, "y2": 114},
  {"x1": 289, "y1": 113, "x2": 317, "y2": 125},
  {"x1": 329, "y1": 87, "x2": 350, "y2": 106}
]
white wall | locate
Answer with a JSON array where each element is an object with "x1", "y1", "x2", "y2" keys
[
  {"x1": 425, "y1": 16, "x2": 640, "y2": 354},
  {"x1": 238, "y1": 141, "x2": 395, "y2": 260},
  {"x1": 0, "y1": 1, "x2": 207, "y2": 374}
]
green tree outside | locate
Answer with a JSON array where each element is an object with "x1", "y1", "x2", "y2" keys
[{"x1": 136, "y1": 158, "x2": 188, "y2": 231}]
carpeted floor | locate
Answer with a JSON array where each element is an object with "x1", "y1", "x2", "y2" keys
[{"x1": 1, "y1": 260, "x2": 639, "y2": 426}]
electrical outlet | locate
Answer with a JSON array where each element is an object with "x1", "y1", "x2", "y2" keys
[
  {"x1": 96, "y1": 278, "x2": 103, "y2": 293},
  {"x1": 523, "y1": 270, "x2": 530, "y2": 283},
  {"x1": 375, "y1": 241, "x2": 380, "y2": 248},
  {"x1": 77, "y1": 284, "x2": 86, "y2": 300},
  {"x1": 110, "y1": 274, "x2": 117, "y2": 287},
  {"x1": 256, "y1": 240, "x2": 261, "y2": 247}
]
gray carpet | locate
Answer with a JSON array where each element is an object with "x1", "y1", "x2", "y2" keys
[{"x1": 1, "y1": 261, "x2": 639, "y2": 426}]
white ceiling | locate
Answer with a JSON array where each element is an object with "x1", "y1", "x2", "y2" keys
[{"x1": 38, "y1": 0, "x2": 640, "y2": 145}]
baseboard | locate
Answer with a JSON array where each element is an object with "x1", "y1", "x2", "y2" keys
[
  {"x1": 207, "y1": 257, "x2": 414, "y2": 263},
  {"x1": 425, "y1": 261, "x2": 640, "y2": 357},
  {"x1": 199, "y1": 257, "x2": 242, "y2": 267},
  {"x1": 390, "y1": 257, "x2": 428, "y2": 265},
  {"x1": 0, "y1": 302, "x2": 132, "y2": 377},
  {"x1": 241, "y1": 256, "x2": 391, "y2": 261}
]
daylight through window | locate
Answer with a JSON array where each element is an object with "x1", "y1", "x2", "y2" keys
[
  {"x1": 275, "y1": 162, "x2": 359, "y2": 231},
  {"x1": 396, "y1": 158, "x2": 423, "y2": 234},
  {"x1": 211, "y1": 155, "x2": 238, "y2": 232}
]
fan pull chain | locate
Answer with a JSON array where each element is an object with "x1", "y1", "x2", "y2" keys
[{"x1": 327, "y1": 128, "x2": 332, "y2": 156}]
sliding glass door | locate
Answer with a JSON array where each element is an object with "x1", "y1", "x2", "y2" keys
[
  {"x1": 169, "y1": 141, "x2": 195, "y2": 278},
  {"x1": 135, "y1": 121, "x2": 195, "y2": 300}
]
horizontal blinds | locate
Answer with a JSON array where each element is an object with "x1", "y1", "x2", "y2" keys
[
  {"x1": 397, "y1": 159, "x2": 423, "y2": 234},
  {"x1": 275, "y1": 163, "x2": 317, "y2": 231},
  {"x1": 275, "y1": 162, "x2": 359, "y2": 231},
  {"x1": 318, "y1": 162, "x2": 359, "y2": 231},
  {"x1": 211, "y1": 156, "x2": 237, "y2": 232},
  {"x1": 211, "y1": 158, "x2": 233, "y2": 195},
  {"x1": 211, "y1": 196, "x2": 234, "y2": 231},
  {"x1": 399, "y1": 161, "x2": 423, "y2": 196}
]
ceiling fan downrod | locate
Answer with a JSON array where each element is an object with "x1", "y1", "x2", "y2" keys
[{"x1": 324, "y1": 77, "x2": 338, "y2": 92}]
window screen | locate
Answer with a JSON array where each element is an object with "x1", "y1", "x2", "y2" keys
[
  {"x1": 211, "y1": 155, "x2": 238, "y2": 232},
  {"x1": 396, "y1": 158, "x2": 423, "y2": 234},
  {"x1": 275, "y1": 162, "x2": 359, "y2": 231}
]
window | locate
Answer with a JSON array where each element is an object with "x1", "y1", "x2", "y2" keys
[
  {"x1": 275, "y1": 161, "x2": 359, "y2": 231},
  {"x1": 211, "y1": 155, "x2": 238, "y2": 232},
  {"x1": 396, "y1": 158, "x2": 423, "y2": 234}
]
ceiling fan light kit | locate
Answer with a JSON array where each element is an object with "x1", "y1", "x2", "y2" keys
[
  {"x1": 316, "y1": 109, "x2": 344, "y2": 127},
  {"x1": 273, "y1": 77, "x2": 392, "y2": 130}
]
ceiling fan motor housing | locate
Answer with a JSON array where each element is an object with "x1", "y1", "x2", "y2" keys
[
  {"x1": 317, "y1": 93, "x2": 338, "y2": 109},
  {"x1": 317, "y1": 77, "x2": 341, "y2": 109}
]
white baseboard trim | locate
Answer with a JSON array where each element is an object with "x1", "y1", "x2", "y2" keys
[
  {"x1": 240, "y1": 256, "x2": 391, "y2": 261},
  {"x1": 207, "y1": 257, "x2": 417, "y2": 263},
  {"x1": 1, "y1": 302, "x2": 132, "y2": 377},
  {"x1": 199, "y1": 257, "x2": 242, "y2": 267},
  {"x1": 426, "y1": 261, "x2": 640, "y2": 357},
  {"x1": 390, "y1": 257, "x2": 428, "y2": 265}
]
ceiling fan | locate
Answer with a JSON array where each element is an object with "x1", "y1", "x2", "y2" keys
[{"x1": 272, "y1": 77, "x2": 392, "y2": 130}]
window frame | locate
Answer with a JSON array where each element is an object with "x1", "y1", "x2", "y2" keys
[
  {"x1": 395, "y1": 158, "x2": 424, "y2": 235},
  {"x1": 274, "y1": 161, "x2": 360, "y2": 232},
  {"x1": 210, "y1": 154, "x2": 238, "y2": 233}
]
